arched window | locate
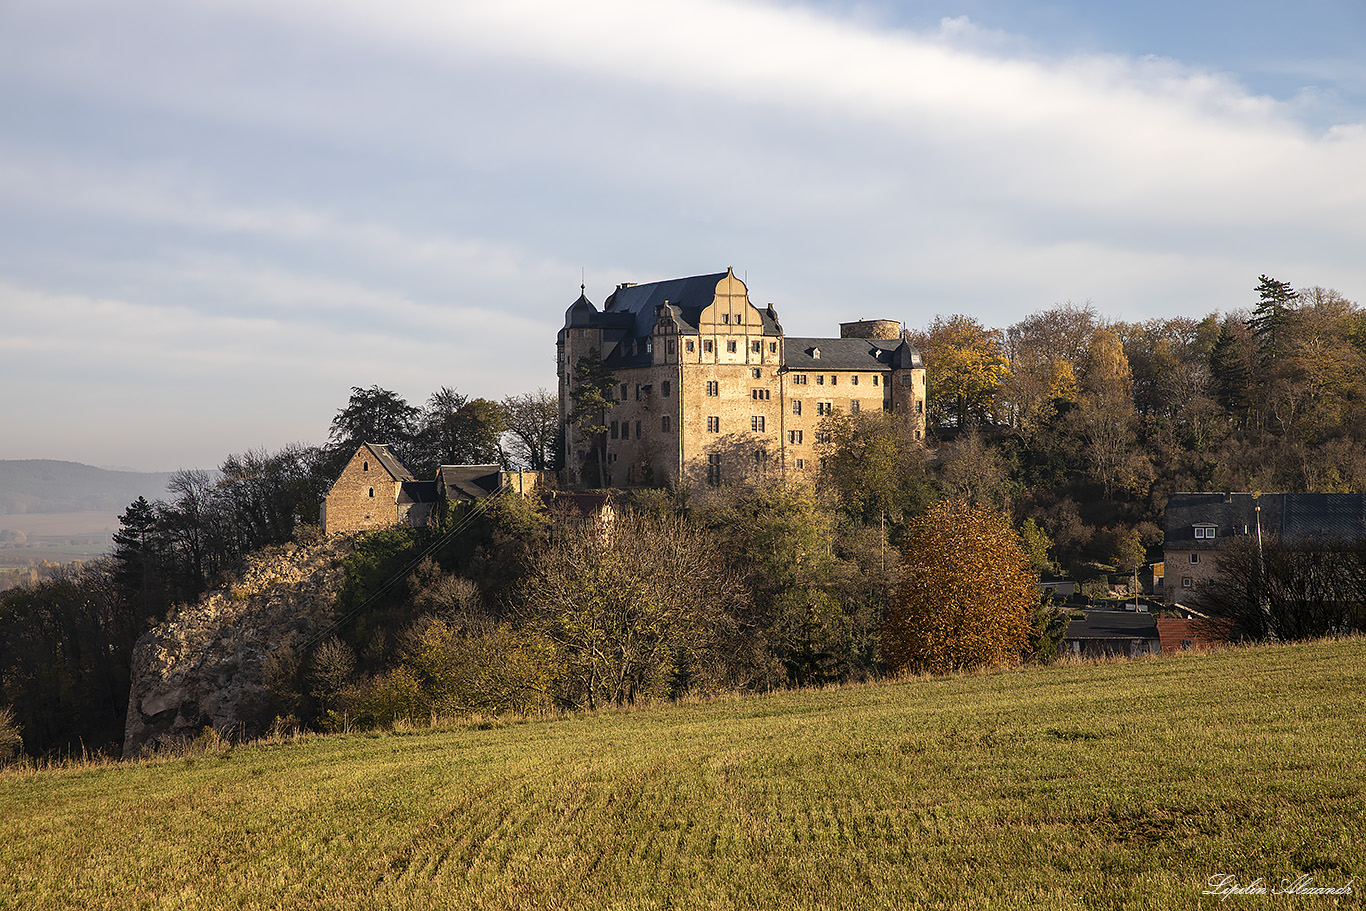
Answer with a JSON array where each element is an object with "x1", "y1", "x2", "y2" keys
[
  {"x1": 368, "y1": 488, "x2": 374, "y2": 498},
  {"x1": 363, "y1": 461, "x2": 368, "y2": 471}
]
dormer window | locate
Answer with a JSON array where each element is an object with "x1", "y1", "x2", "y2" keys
[
  {"x1": 1193, "y1": 525, "x2": 1218, "y2": 540},
  {"x1": 812, "y1": 347, "x2": 821, "y2": 359}
]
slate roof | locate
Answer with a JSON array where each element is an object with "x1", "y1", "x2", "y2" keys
[
  {"x1": 436, "y1": 465, "x2": 503, "y2": 500},
  {"x1": 1164, "y1": 492, "x2": 1366, "y2": 549},
  {"x1": 399, "y1": 480, "x2": 438, "y2": 504},
  {"x1": 1063, "y1": 610, "x2": 1160, "y2": 640},
  {"x1": 365, "y1": 443, "x2": 414, "y2": 482},
  {"x1": 783, "y1": 337, "x2": 923, "y2": 372}
]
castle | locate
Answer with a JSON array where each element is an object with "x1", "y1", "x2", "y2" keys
[{"x1": 557, "y1": 268, "x2": 927, "y2": 489}]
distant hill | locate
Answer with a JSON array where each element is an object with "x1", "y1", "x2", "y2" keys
[{"x1": 0, "y1": 460, "x2": 178, "y2": 516}]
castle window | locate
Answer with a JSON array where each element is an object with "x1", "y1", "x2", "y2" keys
[
  {"x1": 635, "y1": 421, "x2": 642, "y2": 438},
  {"x1": 1194, "y1": 525, "x2": 1217, "y2": 539},
  {"x1": 727, "y1": 341, "x2": 737, "y2": 353},
  {"x1": 817, "y1": 402, "x2": 833, "y2": 415},
  {"x1": 621, "y1": 384, "x2": 628, "y2": 400},
  {"x1": 752, "y1": 341, "x2": 761, "y2": 353},
  {"x1": 817, "y1": 375, "x2": 825, "y2": 385},
  {"x1": 646, "y1": 339, "x2": 653, "y2": 354},
  {"x1": 795, "y1": 459, "x2": 805, "y2": 469},
  {"x1": 722, "y1": 314, "x2": 729, "y2": 324},
  {"x1": 792, "y1": 400, "x2": 801, "y2": 415},
  {"x1": 916, "y1": 401, "x2": 924, "y2": 414},
  {"x1": 635, "y1": 385, "x2": 641, "y2": 401},
  {"x1": 707, "y1": 416, "x2": 720, "y2": 432},
  {"x1": 363, "y1": 461, "x2": 368, "y2": 471},
  {"x1": 1190, "y1": 553, "x2": 1200, "y2": 564},
  {"x1": 686, "y1": 339, "x2": 695, "y2": 352},
  {"x1": 708, "y1": 454, "x2": 721, "y2": 486},
  {"x1": 792, "y1": 374, "x2": 807, "y2": 385},
  {"x1": 812, "y1": 347, "x2": 821, "y2": 359},
  {"x1": 915, "y1": 430, "x2": 922, "y2": 440},
  {"x1": 851, "y1": 401, "x2": 860, "y2": 413},
  {"x1": 704, "y1": 340, "x2": 714, "y2": 353},
  {"x1": 610, "y1": 421, "x2": 619, "y2": 440},
  {"x1": 662, "y1": 381, "x2": 671, "y2": 397},
  {"x1": 661, "y1": 416, "x2": 671, "y2": 433},
  {"x1": 706, "y1": 381, "x2": 719, "y2": 396},
  {"x1": 368, "y1": 488, "x2": 374, "y2": 498},
  {"x1": 788, "y1": 430, "x2": 803, "y2": 444},
  {"x1": 770, "y1": 342, "x2": 777, "y2": 353},
  {"x1": 900, "y1": 375, "x2": 912, "y2": 386},
  {"x1": 829, "y1": 375, "x2": 837, "y2": 385},
  {"x1": 668, "y1": 339, "x2": 676, "y2": 355},
  {"x1": 752, "y1": 368, "x2": 761, "y2": 378},
  {"x1": 1182, "y1": 577, "x2": 1192, "y2": 588},
  {"x1": 852, "y1": 375, "x2": 859, "y2": 385},
  {"x1": 816, "y1": 432, "x2": 831, "y2": 444},
  {"x1": 751, "y1": 389, "x2": 770, "y2": 400},
  {"x1": 873, "y1": 375, "x2": 879, "y2": 386},
  {"x1": 752, "y1": 415, "x2": 765, "y2": 432}
]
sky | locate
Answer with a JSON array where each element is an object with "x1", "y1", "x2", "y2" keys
[{"x1": 1, "y1": 0, "x2": 1364, "y2": 471}]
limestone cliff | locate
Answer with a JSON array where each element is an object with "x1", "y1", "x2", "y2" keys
[{"x1": 123, "y1": 536, "x2": 354, "y2": 757}]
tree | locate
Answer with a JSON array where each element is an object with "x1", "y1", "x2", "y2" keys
[
  {"x1": 816, "y1": 410, "x2": 934, "y2": 528},
  {"x1": 882, "y1": 499, "x2": 1037, "y2": 674},
  {"x1": 449, "y1": 398, "x2": 507, "y2": 466},
  {"x1": 502, "y1": 389, "x2": 559, "y2": 471},
  {"x1": 1073, "y1": 328, "x2": 1143, "y2": 500},
  {"x1": 326, "y1": 386, "x2": 420, "y2": 467},
  {"x1": 1250, "y1": 274, "x2": 1297, "y2": 365},
  {"x1": 938, "y1": 430, "x2": 1013, "y2": 511},
  {"x1": 913, "y1": 315, "x2": 1009, "y2": 429},
  {"x1": 1002, "y1": 302, "x2": 1095, "y2": 436},
  {"x1": 1201, "y1": 537, "x2": 1366, "y2": 641},
  {"x1": 412, "y1": 386, "x2": 468, "y2": 473},
  {"x1": 568, "y1": 349, "x2": 615, "y2": 488},
  {"x1": 517, "y1": 511, "x2": 743, "y2": 708}
]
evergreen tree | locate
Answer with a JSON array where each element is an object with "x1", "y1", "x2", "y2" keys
[
  {"x1": 568, "y1": 349, "x2": 615, "y2": 488},
  {"x1": 1249, "y1": 274, "x2": 1297, "y2": 364}
]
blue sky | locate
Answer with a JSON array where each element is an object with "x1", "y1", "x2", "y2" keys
[{"x1": 2, "y1": 0, "x2": 1363, "y2": 470}]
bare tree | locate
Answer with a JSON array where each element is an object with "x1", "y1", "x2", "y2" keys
[{"x1": 502, "y1": 389, "x2": 559, "y2": 471}]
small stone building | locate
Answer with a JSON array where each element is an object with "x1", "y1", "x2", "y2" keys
[{"x1": 320, "y1": 443, "x2": 436, "y2": 535}]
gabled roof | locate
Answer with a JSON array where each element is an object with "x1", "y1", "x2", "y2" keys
[
  {"x1": 364, "y1": 443, "x2": 414, "y2": 481},
  {"x1": 783, "y1": 337, "x2": 923, "y2": 372},
  {"x1": 1164, "y1": 492, "x2": 1366, "y2": 547},
  {"x1": 437, "y1": 464, "x2": 503, "y2": 500},
  {"x1": 1064, "y1": 611, "x2": 1160, "y2": 640}
]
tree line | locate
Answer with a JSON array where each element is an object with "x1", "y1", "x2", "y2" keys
[
  {"x1": 4, "y1": 272, "x2": 1362, "y2": 759},
  {"x1": 910, "y1": 275, "x2": 1366, "y2": 579},
  {"x1": 0, "y1": 384, "x2": 558, "y2": 761}
]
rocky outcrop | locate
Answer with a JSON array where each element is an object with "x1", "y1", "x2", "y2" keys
[{"x1": 123, "y1": 537, "x2": 354, "y2": 757}]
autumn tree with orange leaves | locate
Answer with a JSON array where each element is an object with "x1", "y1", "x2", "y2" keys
[{"x1": 883, "y1": 499, "x2": 1037, "y2": 674}]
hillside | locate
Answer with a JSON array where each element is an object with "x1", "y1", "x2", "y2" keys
[
  {"x1": 0, "y1": 460, "x2": 177, "y2": 516},
  {"x1": 2, "y1": 638, "x2": 1362, "y2": 909}
]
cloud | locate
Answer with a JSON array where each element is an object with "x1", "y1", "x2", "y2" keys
[{"x1": 2, "y1": 0, "x2": 1365, "y2": 468}]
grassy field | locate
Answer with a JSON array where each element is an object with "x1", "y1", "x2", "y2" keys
[{"x1": 2, "y1": 639, "x2": 1362, "y2": 910}]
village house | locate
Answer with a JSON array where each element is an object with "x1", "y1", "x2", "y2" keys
[
  {"x1": 1162, "y1": 492, "x2": 1366, "y2": 603},
  {"x1": 556, "y1": 268, "x2": 928, "y2": 490}
]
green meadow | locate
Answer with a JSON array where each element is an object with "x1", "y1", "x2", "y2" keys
[{"x1": 2, "y1": 639, "x2": 1362, "y2": 910}]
